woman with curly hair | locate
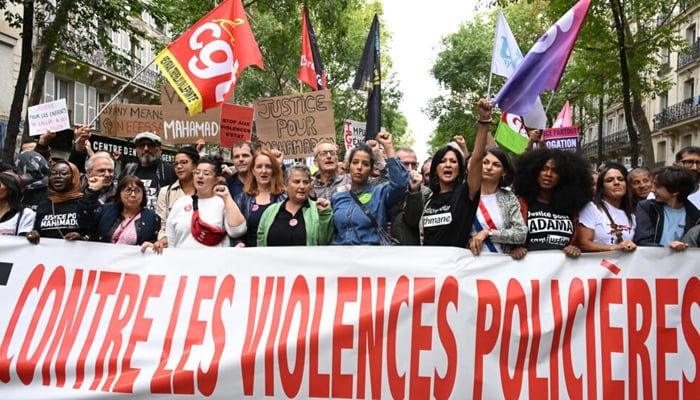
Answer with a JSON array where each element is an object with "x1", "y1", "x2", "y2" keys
[
  {"x1": 509, "y1": 148, "x2": 593, "y2": 259},
  {"x1": 468, "y1": 146, "x2": 527, "y2": 256},
  {"x1": 0, "y1": 171, "x2": 36, "y2": 235},
  {"x1": 577, "y1": 163, "x2": 637, "y2": 252},
  {"x1": 234, "y1": 149, "x2": 287, "y2": 247}
]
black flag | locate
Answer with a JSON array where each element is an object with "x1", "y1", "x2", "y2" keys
[{"x1": 352, "y1": 14, "x2": 381, "y2": 140}]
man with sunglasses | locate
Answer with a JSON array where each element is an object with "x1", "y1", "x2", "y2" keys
[
  {"x1": 674, "y1": 146, "x2": 700, "y2": 209},
  {"x1": 120, "y1": 132, "x2": 176, "y2": 210}
]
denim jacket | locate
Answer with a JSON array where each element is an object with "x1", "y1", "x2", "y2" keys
[{"x1": 331, "y1": 157, "x2": 409, "y2": 245}]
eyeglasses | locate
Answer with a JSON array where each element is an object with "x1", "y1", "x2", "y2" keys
[
  {"x1": 194, "y1": 169, "x2": 215, "y2": 177},
  {"x1": 680, "y1": 159, "x2": 700, "y2": 167},
  {"x1": 49, "y1": 171, "x2": 71, "y2": 178},
  {"x1": 402, "y1": 162, "x2": 419, "y2": 169},
  {"x1": 316, "y1": 150, "x2": 337, "y2": 158},
  {"x1": 122, "y1": 187, "x2": 143, "y2": 195},
  {"x1": 174, "y1": 160, "x2": 191, "y2": 167}
]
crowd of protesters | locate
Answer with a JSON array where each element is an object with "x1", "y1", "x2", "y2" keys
[{"x1": 3, "y1": 98, "x2": 700, "y2": 255}]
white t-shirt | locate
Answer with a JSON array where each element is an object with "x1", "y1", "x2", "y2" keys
[
  {"x1": 470, "y1": 193, "x2": 505, "y2": 253},
  {"x1": 0, "y1": 208, "x2": 36, "y2": 236},
  {"x1": 579, "y1": 200, "x2": 635, "y2": 246},
  {"x1": 166, "y1": 196, "x2": 245, "y2": 248}
]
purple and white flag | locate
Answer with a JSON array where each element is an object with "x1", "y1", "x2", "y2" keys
[{"x1": 493, "y1": 0, "x2": 591, "y2": 117}]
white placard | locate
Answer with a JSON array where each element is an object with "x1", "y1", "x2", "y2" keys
[{"x1": 27, "y1": 98, "x2": 71, "y2": 136}]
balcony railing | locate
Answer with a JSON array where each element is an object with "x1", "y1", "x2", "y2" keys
[
  {"x1": 654, "y1": 97, "x2": 700, "y2": 130},
  {"x1": 581, "y1": 128, "x2": 638, "y2": 156},
  {"x1": 40, "y1": 32, "x2": 162, "y2": 92},
  {"x1": 678, "y1": 40, "x2": 700, "y2": 69}
]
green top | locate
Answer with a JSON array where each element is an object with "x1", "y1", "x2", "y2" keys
[{"x1": 257, "y1": 199, "x2": 334, "y2": 246}]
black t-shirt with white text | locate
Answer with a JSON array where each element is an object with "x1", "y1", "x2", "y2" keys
[
  {"x1": 33, "y1": 198, "x2": 83, "y2": 239},
  {"x1": 525, "y1": 200, "x2": 575, "y2": 251},
  {"x1": 422, "y1": 184, "x2": 479, "y2": 247},
  {"x1": 135, "y1": 166, "x2": 159, "y2": 210}
]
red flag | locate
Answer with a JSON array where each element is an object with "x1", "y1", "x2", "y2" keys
[
  {"x1": 155, "y1": 0, "x2": 263, "y2": 116},
  {"x1": 298, "y1": 4, "x2": 327, "y2": 90}
]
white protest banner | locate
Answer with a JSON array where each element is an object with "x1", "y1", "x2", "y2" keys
[
  {"x1": 254, "y1": 90, "x2": 335, "y2": 158},
  {"x1": 27, "y1": 99, "x2": 71, "y2": 136},
  {"x1": 1, "y1": 237, "x2": 699, "y2": 399},
  {"x1": 343, "y1": 119, "x2": 366, "y2": 152}
]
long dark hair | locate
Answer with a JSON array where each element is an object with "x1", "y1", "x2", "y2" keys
[
  {"x1": 594, "y1": 163, "x2": 633, "y2": 222},
  {"x1": 114, "y1": 175, "x2": 147, "y2": 210},
  {"x1": 428, "y1": 145, "x2": 465, "y2": 193},
  {"x1": 0, "y1": 172, "x2": 23, "y2": 213},
  {"x1": 513, "y1": 148, "x2": 592, "y2": 216}
]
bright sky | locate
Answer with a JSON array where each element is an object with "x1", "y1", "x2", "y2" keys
[{"x1": 380, "y1": 0, "x2": 480, "y2": 161}]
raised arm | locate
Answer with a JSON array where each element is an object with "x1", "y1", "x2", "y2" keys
[{"x1": 467, "y1": 99, "x2": 492, "y2": 199}]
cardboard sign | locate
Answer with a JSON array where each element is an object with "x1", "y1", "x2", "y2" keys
[
  {"x1": 98, "y1": 103, "x2": 163, "y2": 138},
  {"x1": 253, "y1": 90, "x2": 335, "y2": 158},
  {"x1": 343, "y1": 119, "x2": 366, "y2": 152},
  {"x1": 161, "y1": 83, "x2": 221, "y2": 145},
  {"x1": 220, "y1": 104, "x2": 254, "y2": 148},
  {"x1": 543, "y1": 126, "x2": 579, "y2": 152},
  {"x1": 27, "y1": 99, "x2": 71, "y2": 136}
]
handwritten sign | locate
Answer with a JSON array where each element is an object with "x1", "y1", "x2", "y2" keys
[
  {"x1": 254, "y1": 90, "x2": 335, "y2": 158},
  {"x1": 27, "y1": 99, "x2": 71, "y2": 136},
  {"x1": 161, "y1": 84, "x2": 221, "y2": 145},
  {"x1": 99, "y1": 103, "x2": 163, "y2": 138},
  {"x1": 220, "y1": 104, "x2": 254, "y2": 148},
  {"x1": 343, "y1": 119, "x2": 366, "y2": 152},
  {"x1": 543, "y1": 126, "x2": 579, "y2": 152}
]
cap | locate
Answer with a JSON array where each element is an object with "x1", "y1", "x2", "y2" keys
[{"x1": 133, "y1": 132, "x2": 162, "y2": 145}]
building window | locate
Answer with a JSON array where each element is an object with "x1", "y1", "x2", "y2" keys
[
  {"x1": 687, "y1": 24, "x2": 696, "y2": 45},
  {"x1": 685, "y1": 78, "x2": 695, "y2": 101},
  {"x1": 657, "y1": 141, "x2": 666, "y2": 166},
  {"x1": 44, "y1": 72, "x2": 55, "y2": 103},
  {"x1": 74, "y1": 82, "x2": 86, "y2": 125},
  {"x1": 681, "y1": 134, "x2": 692, "y2": 148},
  {"x1": 660, "y1": 92, "x2": 668, "y2": 110}
]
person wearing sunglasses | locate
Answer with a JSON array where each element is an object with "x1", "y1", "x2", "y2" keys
[
  {"x1": 120, "y1": 132, "x2": 176, "y2": 210},
  {"x1": 78, "y1": 175, "x2": 160, "y2": 246}
]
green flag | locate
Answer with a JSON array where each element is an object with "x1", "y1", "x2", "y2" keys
[{"x1": 495, "y1": 112, "x2": 529, "y2": 154}]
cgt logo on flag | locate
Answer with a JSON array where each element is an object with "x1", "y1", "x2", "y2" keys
[{"x1": 156, "y1": 0, "x2": 263, "y2": 116}]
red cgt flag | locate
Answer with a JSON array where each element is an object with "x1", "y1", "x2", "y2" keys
[
  {"x1": 298, "y1": 4, "x2": 326, "y2": 90},
  {"x1": 155, "y1": 0, "x2": 263, "y2": 116}
]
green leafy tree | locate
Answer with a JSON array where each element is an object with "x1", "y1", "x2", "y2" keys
[
  {"x1": 153, "y1": 0, "x2": 407, "y2": 147},
  {"x1": 0, "y1": 0, "x2": 169, "y2": 161}
]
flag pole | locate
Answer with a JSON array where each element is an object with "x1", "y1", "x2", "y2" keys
[
  {"x1": 486, "y1": 72, "x2": 493, "y2": 99},
  {"x1": 544, "y1": 91, "x2": 556, "y2": 115},
  {"x1": 87, "y1": 58, "x2": 156, "y2": 127}
]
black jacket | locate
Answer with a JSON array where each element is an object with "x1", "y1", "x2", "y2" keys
[{"x1": 633, "y1": 199, "x2": 700, "y2": 246}]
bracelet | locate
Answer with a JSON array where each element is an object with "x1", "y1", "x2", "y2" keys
[{"x1": 477, "y1": 119, "x2": 492, "y2": 125}]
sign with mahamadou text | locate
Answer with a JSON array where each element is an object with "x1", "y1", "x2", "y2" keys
[
  {"x1": 220, "y1": 104, "x2": 254, "y2": 148},
  {"x1": 161, "y1": 83, "x2": 221, "y2": 145},
  {"x1": 98, "y1": 103, "x2": 164, "y2": 138},
  {"x1": 28, "y1": 99, "x2": 71, "y2": 135},
  {"x1": 253, "y1": 90, "x2": 335, "y2": 158}
]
